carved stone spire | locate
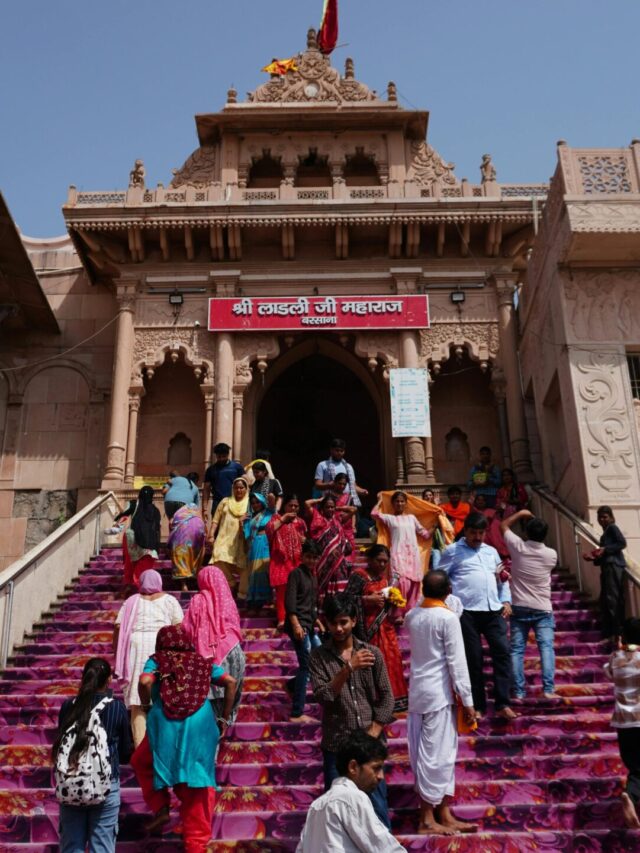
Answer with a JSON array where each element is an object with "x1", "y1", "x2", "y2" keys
[{"x1": 307, "y1": 28, "x2": 318, "y2": 50}]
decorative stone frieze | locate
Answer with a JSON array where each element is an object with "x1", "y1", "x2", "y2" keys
[
  {"x1": 419, "y1": 322, "x2": 499, "y2": 366},
  {"x1": 131, "y1": 327, "x2": 215, "y2": 383},
  {"x1": 407, "y1": 141, "x2": 458, "y2": 194},
  {"x1": 563, "y1": 271, "x2": 640, "y2": 341}
]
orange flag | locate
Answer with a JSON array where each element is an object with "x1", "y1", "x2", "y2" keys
[{"x1": 262, "y1": 57, "x2": 298, "y2": 76}]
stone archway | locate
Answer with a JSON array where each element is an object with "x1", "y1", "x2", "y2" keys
[{"x1": 253, "y1": 344, "x2": 385, "y2": 503}]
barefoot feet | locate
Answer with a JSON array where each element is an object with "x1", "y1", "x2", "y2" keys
[
  {"x1": 496, "y1": 706, "x2": 519, "y2": 720},
  {"x1": 144, "y1": 805, "x2": 170, "y2": 833}
]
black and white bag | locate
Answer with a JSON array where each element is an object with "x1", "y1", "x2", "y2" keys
[{"x1": 54, "y1": 696, "x2": 113, "y2": 806}]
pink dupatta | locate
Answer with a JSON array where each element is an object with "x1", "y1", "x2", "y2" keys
[
  {"x1": 182, "y1": 565, "x2": 243, "y2": 664},
  {"x1": 114, "y1": 569, "x2": 163, "y2": 682}
]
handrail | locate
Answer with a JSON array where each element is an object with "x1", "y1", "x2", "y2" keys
[
  {"x1": 0, "y1": 491, "x2": 121, "y2": 668},
  {"x1": 0, "y1": 492, "x2": 118, "y2": 593},
  {"x1": 531, "y1": 483, "x2": 640, "y2": 591}
]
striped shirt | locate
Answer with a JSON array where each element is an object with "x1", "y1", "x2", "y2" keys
[{"x1": 59, "y1": 691, "x2": 133, "y2": 778}]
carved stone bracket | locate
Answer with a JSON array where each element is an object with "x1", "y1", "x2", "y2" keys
[
  {"x1": 354, "y1": 333, "x2": 400, "y2": 381},
  {"x1": 419, "y1": 323, "x2": 499, "y2": 369}
]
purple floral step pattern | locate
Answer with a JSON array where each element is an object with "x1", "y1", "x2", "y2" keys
[{"x1": 0, "y1": 547, "x2": 633, "y2": 850}]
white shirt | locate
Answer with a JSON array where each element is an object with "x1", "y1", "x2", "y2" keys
[
  {"x1": 405, "y1": 604, "x2": 473, "y2": 713},
  {"x1": 296, "y1": 777, "x2": 406, "y2": 853}
]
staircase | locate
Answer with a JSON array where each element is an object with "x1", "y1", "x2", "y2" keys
[{"x1": 0, "y1": 546, "x2": 638, "y2": 851}]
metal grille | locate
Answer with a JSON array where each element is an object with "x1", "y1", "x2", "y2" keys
[{"x1": 628, "y1": 354, "x2": 640, "y2": 399}]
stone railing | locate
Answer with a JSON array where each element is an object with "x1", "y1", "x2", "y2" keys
[
  {"x1": 0, "y1": 492, "x2": 120, "y2": 668},
  {"x1": 66, "y1": 181, "x2": 547, "y2": 208},
  {"x1": 558, "y1": 142, "x2": 640, "y2": 195}
]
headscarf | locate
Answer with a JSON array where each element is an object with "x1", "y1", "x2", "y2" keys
[
  {"x1": 139, "y1": 569, "x2": 163, "y2": 593},
  {"x1": 376, "y1": 491, "x2": 455, "y2": 575},
  {"x1": 152, "y1": 625, "x2": 212, "y2": 720},
  {"x1": 131, "y1": 486, "x2": 159, "y2": 550},
  {"x1": 250, "y1": 491, "x2": 268, "y2": 514},
  {"x1": 114, "y1": 569, "x2": 165, "y2": 683},
  {"x1": 227, "y1": 477, "x2": 249, "y2": 518},
  {"x1": 182, "y1": 566, "x2": 243, "y2": 664}
]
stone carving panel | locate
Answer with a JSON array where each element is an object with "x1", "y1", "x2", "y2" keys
[
  {"x1": 132, "y1": 328, "x2": 216, "y2": 382},
  {"x1": 563, "y1": 271, "x2": 640, "y2": 342},
  {"x1": 574, "y1": 350, "x2": 639, "y2": 500},
  {"x1": 407, "y1": 141, "x2": 458, "y2": 193},
  {"x1": 170, "y1": 146, "x2": 218, "y2": 188},
  {"x1": 577, "y1": 154, "x2": 632, "y2": 194},
  {"x1": 568, "y1": 202, "x2": 640, "y2": 232},
  {"x1": 420, "y1": 323, "x2": 499, "y2": 366}
]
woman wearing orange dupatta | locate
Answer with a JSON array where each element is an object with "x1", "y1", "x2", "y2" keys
[{"x1": 373, "y1": 490, "x2": 454, "y2": 610}]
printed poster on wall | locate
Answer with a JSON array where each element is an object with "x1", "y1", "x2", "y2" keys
[{"x1": 389, "y1": 368, "x2": 431, "y2": 438}]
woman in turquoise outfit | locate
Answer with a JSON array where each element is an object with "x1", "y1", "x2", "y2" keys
[
  {"x1": 131, "y1": 625, "x2": 236, "y2": 853},
  {"x1": 243, "y1": 492, "x2": 275, "y2": 615}
]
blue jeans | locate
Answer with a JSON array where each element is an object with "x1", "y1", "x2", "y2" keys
[
  {"x1": 510, "y1": 606, "x2": 555, "y2": 696},
  {"x1": 322, "y1": 748, "x2": 390, "y2": 829},
  {"x1": 59, "y1": 779, "x2": 120, "y2": 853},
  {"x1": 289, "y1": 631, "x2": 322, "y2": 718}
]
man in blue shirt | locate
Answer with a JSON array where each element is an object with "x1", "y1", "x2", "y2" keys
[
  {"x1": 202, "y1": 443, "x2": 245, "y2": 517},
  {"x1": 439, "y1": 511, "x2": 517, "y2": 721},
  {"x1": 313, "y1": 438, "x2": 368, "y2": 508}
]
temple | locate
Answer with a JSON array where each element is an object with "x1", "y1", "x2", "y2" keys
[{"x1": 1, "y1": 29, "x2": 640, "y2": 569}]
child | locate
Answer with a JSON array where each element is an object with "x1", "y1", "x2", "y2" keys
[
  {"x1": 285, "y1": 539, "x2": 324, "y2": 722},
  {"x1": 604, "y1": 617, "x2": 640, "y2": 828}
]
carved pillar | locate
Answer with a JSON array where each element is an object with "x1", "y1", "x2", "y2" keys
[
  {"x1": 232, "y1": 392, "x2": 244, "y2": 459},
  {"x1": 201, "y1": 383, "x2": 214, "y2": 471},
  {"x1": 424, "y1": 437, "x2": 436, "y2": 483},
  {"x1": 124, "y1": 388, "x2": 144, "y2": 486},
  {"x1": 395, "y1": 439, "x2": 406, "y2": 484},
  {"x1": 490, "y1": 369, "x2": 512, "y2": 470},
  {"x1": 400, "y1": 330, "x2": 427, "y2": 482},
  {"x1": 495, "y1": 279, "x2": 534, "y2": 480},
  {"x1": 213, "y1": 333, "x2": 234, "y2": 449},
  {"x1": 102, "y1": 285, "x2": 137, "y2": 488}
]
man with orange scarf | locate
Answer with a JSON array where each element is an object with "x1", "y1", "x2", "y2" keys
[
  {"x1": 439, "y1": 485, "x2": 471, "y2": 537},
  {"x1": 405, "y1": 571, "x2": 477, "y2": 835}
]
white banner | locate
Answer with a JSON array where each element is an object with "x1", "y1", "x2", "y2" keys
[{"x1": 389, "y1": 368, "x2": 431, "y2": 438}]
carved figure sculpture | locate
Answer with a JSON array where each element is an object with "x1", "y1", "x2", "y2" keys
[
  {"x1": 129, "y1": 160, "x2": 146, "y2": 189},
  {"x1": 480, "y1": 154, "x2": 496, "y2": 183}
]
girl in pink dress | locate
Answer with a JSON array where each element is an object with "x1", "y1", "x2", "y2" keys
[
  {"x1": 266, "y1": 494, "x2": 308, "y2": 630},
  {"x1": 372, "y1": 490, "x2": 431, "y2": 610}
]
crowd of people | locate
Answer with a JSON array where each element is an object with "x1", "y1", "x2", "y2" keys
[{"x1": 54, "y1": 441, "x2": 639, "y2": 852}]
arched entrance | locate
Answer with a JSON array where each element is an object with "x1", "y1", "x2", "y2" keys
[{"x1": 256, "y1": 352, "x2": 383, "y2": 503}]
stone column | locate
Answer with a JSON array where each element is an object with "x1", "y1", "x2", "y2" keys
[
  {"x1": 213, "y1": 333, "x2": 234, "y2": 449},
  {"x1": 0, "y1": 394, "x2": 23, "y2": 485},
  {"x1": 102, "y1": 286, "x2": 137, "y2": 488},
  {"x1": 424, "y1": 437, "x2": 436, "y2": 483},
  {"x1": 400, "y1": 330, "x2": 427, "y2": 482},
  {"x1": 201, "y1": 383, "x2": 214, "y2": 471},
  {"x1": 395, "y1": 439, "x2": 406, "y2": 484},
  {"x1": 495, "y1": 279, "x2": 534, "y2": 480},
  {"x1": 232, "y1": 392, "x2": 244, "y2": 460},
  {"x1": 490, "y1": 370, "x2": 513, "y2": 470},
  {"x1": 124, "y1": 388, "x2": 144, "y2": 486}
]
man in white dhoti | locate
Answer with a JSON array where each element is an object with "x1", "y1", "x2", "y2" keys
[{"x1": 405, "y1": 570, "x2": 478, "y2": 835}]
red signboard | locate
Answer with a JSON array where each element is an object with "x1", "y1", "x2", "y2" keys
[{"x1": 208, "y1": 295, "x2": 429, "y2": 332}]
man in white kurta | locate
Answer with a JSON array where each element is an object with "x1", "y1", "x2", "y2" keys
[
  {"x1": 296, "y1": 730, "x2": 405, "y2": 852},
  {"x1": 405, "y1": 570, "x2": 477, "y2": 834}
]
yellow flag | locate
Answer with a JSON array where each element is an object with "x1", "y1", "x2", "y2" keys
[{"x1": 262, "y1": 57, "x2": 298, "y2": 76}]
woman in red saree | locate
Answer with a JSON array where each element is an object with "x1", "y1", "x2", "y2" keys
[
  {"x1": 305, "y1": 495, "x2": 353, "y2": 604},
  {"x1": 345, "y1": 544, "x2": 408, "y2": 713},
  {"x1": 266, "y1": 494, "x2": 308, "y2": 630}
]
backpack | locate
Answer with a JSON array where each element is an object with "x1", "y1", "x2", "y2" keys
[{"x1": 54, "y1": 696, "x2": 113, "y2": 806}]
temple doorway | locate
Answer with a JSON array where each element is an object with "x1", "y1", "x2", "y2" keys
[{"x1": 256, "y1": 353, "x2": 383, "y2": 505}]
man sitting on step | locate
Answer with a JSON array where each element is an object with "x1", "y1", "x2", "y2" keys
[{"x1": 296, "y1": 730, "x2": 405, "y2": 852}]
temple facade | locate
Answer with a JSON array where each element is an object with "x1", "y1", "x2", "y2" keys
[{"x1": 2, "y1": 29, "x2": 639, "y2": 568}]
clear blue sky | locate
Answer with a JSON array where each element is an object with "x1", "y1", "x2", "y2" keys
[{"x1": 2, "y1": 0, "x2": 638, "y2": 236}]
